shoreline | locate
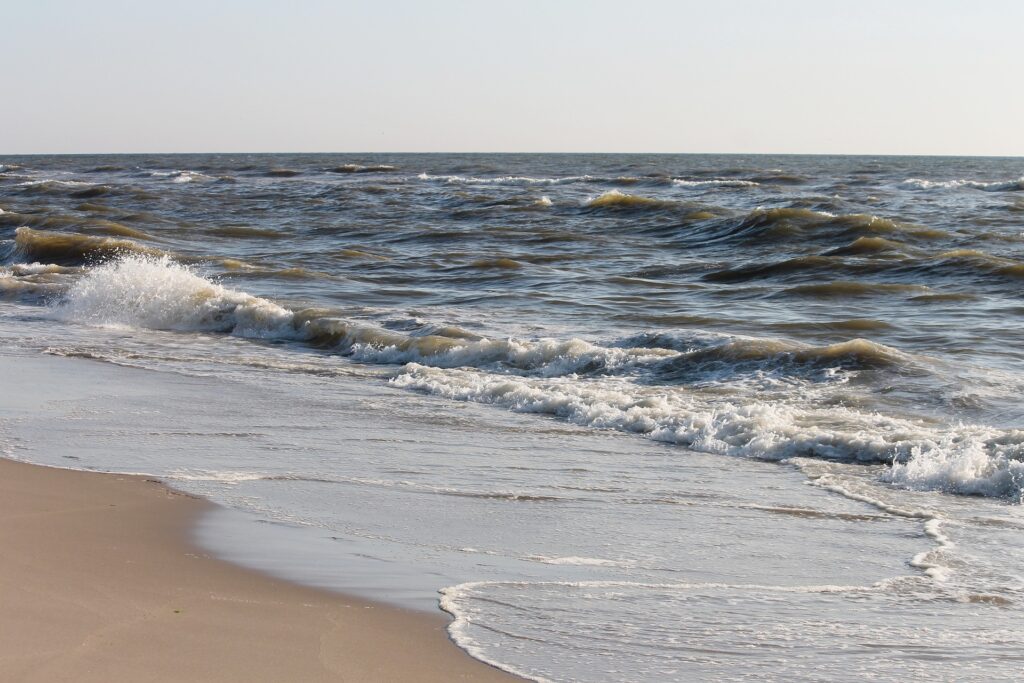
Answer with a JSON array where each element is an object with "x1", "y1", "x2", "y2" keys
[{"x1": 0, "y1": 457, "x2": 520, "y2": 682}]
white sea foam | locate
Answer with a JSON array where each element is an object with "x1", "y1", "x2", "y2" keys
[
  {"x1": 671, "y1": 178, "x2": 760, "y2": 188},
  {"x1": 391, "y1": 364, "x2": 1024, "y2": 499},
  {"x1": 10, "y1": 262, "x2": 81, "y2": 276},
  {"x1": 329, "y1": 164, "x2": 396, "y2": 173},
  {"x1": 346, "y1": 335, "x2": 675, "y2": 376},
  {"x1": 797, "y1": 462, "x2": 959, "y2": 581},
  {"x1": 167, "y1": 469, "x2": 270, "y2": 483},
  {"x1": 151, "y1": 170, "x2": 214, "y2": 183},
  {"x1": 17, "y1": 178, "x2": 93, "y2": 188},
  {"x1": 54, "y1": 255, "x2": 296, "y2": 337},
  {"x1": 902, "y1": 177, "x2": 1024, "y2": 192},
  {"x1": 908, "y1": 518, "x2": 957, "y2": 581},
  {"x1": 416, "y1": 173, "x2": 595, "y2": 186},
  {"x1": 47, "y1": 255, "x2": 896, "y2": 380},
  {"x1": 44, "y1": 255, "x2": 1024, "y2": 501},
  {"x1": 583, "y1": 189, "x2": 678, "y2": 208},
  {"x1": 886, "y1": 433, "x2": 1024, "y2": 501}
]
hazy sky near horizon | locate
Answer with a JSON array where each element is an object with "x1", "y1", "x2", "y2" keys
[{"x1": 4, "y1": 0, "x2": 1022, "y2": 155}]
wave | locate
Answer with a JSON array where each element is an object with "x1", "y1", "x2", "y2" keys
[
  {"x1": 38, "y1": 254, "x2": 1023, "y2": 500},
  {"x1": 781, "y1": 281, "x2": 930, "y2": 298},
  {"x1": 467, "y1": 257, "x2": 523, "y2": 270},
  {"x1": 46, "y1": 255, "x2": 654, "y2": 373},
  {"x1": 908, "y1": 292, "x2": 978, "y2": 303},
  {"x1": 264, "y1": 168, "x2": 302, "y2": 177},
  {"x1": 0, "y1": 275, "x2": 60, "y2": 301},
  {"x1": 79, "y1": 221, "x2": 152, "y2": 240},
  {"x1": 671, "y1": 178, "x2": 759, "y2": 188},
  {"x1": 331, "y1": 327, "x2": 909, "y2": 383},
  {"x1": 13, "y1": 179, "x2": 97, "y2": 196},
  {"x1": 439, "y1": 571, "x2": 1024, "y2": 683},
  {"x1": 68, "y1": 185, "x2": 112, "y2": 199},
  {"x1": 0, "y1": 211, "x2": 150, "y2": 241},
  {"x1": 709, "y1": 208, "x2": 946, "y2": 246},
  {"x1": 10, "y1": 262, "x2": 82, "y2": 276},
  {"x1": 0, "y1": 260, "x2": 84, "y2": 301},
  {"x1": 150, "y1": 170, "x2": 215, "y2": 183},
  {"x1": 0, "y1": 269, "x2": 67, "y2": 301},
  {"x1": 902, "y1": 177, "x2": 1024, "y2": 192},
  {"x1": 926, "y1": 249, "x2": 1024, "y2": 280},
  {"x1": 47, "y1": 255, "x2": 915, "y2": 382},
  {"x1": 708, "y1": 248, "x2": 1024, "y2": 289},
  {"x1": 17, "y1": 178, "x2": 92, "y2": 189},
  {"x1": 328, "y1": 248, "x2": 389, "y2": 261},
  {"x1": 393, "y1": 364, "x2": 1024, "y2": 499},
  {"x1": 583, "y1": 190, "x2": 680, "y2": 210},
  {"x1": 704, "y1": 255, "x2": 841, "y2": 282},
  {"x1": 304, "y1": 321, "x2": 677, "y2": 377},
  {"x1": 54, "y1": 256, "x2": 295, "y2": 336},
  {"x1": 825, "y1": 236, "x2": 907, "y2": 256},
  {"x1": 206, "y1": 225, "x2": 289, "y2": 240},
  {"x1": 647, "y1": 336, "x2": 908, "y2": 379},
  {"x1": 327, "y1": 164, "x2": 397, "y2": 174},
  {"x1": 416, "y1": 172, "x2": 596, "y2": 186},
  {"x1": 748, "y1": 171, "x2": 808, "y2": 185},
  {"x1": 7, "y1": 179, "x2": 155, "y2": 200},
  {"x1": 11, "y1": 227, "x2": 163, "y2": 265},
  {"x1": 886, "y1": 432, "x2": 1024, "y2": 499}
]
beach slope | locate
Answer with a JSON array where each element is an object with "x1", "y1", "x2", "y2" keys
[{"x1": 0, "y1": 458, "x2": 517, "y2": 682}]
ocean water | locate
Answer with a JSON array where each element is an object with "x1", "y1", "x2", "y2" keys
[{"x1": 1, "y1": 153, "x2": 1023, "y2": 681}]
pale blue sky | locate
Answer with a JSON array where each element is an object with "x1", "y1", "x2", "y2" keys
[{"x1": 4, "y1": 1, "x2": 1021, "y2": 155}]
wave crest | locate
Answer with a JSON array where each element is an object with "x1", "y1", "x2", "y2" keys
[
  {"x1": 13, "y1": 227, "x2": 162, "y2": 265},
  {"x1": 392, "y1": 364, "x2": 1024, "y2": 499},
  {"x1": 37, "y1": 254, "x2": 1023, "y2": 500},
  {"x1": 55, "y1": 256, "x2": 295, "y2": 337},
  {"x1": 584, "y1": 190, "x2": 679, "y2": 210},
  {"x1": 417, "y1": 172, "x2": 595, "y2": 186},
  {"x1": 902, "y1": 177, "x2": 1024, "y2": 192}
]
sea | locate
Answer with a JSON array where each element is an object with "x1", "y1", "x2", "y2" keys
[{"x1": 1, "y1": 153, "x2": 1023, "y2": 681}]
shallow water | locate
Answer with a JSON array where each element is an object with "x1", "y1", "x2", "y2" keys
[{"x1": 2, "y1": 153, "x2": 1023, "y2": 681}]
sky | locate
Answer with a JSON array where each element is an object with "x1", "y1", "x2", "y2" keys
[{"x1": 3, "y1": 0, "x2": 1022, "y2": 155}]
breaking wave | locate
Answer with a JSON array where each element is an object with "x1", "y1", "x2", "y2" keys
[
  {"x1": 46, "y1": 255, "x2": 915, "y2": 383},
  {"x1": 150, "y1": 170, "x2": 216, "y2": 183},
  {"x1": 328, "y1": 164, "x2": 397, "y2": 173},
  {"x1": 902, "y1": 177, "x2": 1024, "y2": 192},
  {"x1": 54, "y1": 256, "x2": 295, "y2": 337},
  {"x1": 672, "y1": 178, "x2": 759, "y2": 188},
  {"x1": 417, "y1": 173, "x2": 597, "y2": 186},
  {"x1": 393, "y1": 364, "x2": 1024, "y2": 500},
  {"x1": 35, "y1": 254, "x2": 1023, "y2": 499},
  {"x1": 12, "y1": 226, "x2": 163, "y2": 265},
  {"x1": 56, "y1": 257, "x2": 916, "y2": 379}
]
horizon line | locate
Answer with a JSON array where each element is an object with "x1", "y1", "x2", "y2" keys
[{"x1": 3, "y1": 151, "x2": 1023, "y2": 159}]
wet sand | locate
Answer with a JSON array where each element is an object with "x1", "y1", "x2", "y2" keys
[{"x1": 0, "y1": 457, "x2": 518, "y2": 682}]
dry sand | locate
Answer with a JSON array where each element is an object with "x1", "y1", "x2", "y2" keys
[{"x1": 0, "y1": 457, "x2": 519, "y2": 682}]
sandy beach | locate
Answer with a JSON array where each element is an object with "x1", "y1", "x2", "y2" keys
[
  {"x1": 0, "y1": 457, "x2": 517, "y2": 682},
  {"x1": 3, "y1": 1, "x2": 1022, "y2": 679}
]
